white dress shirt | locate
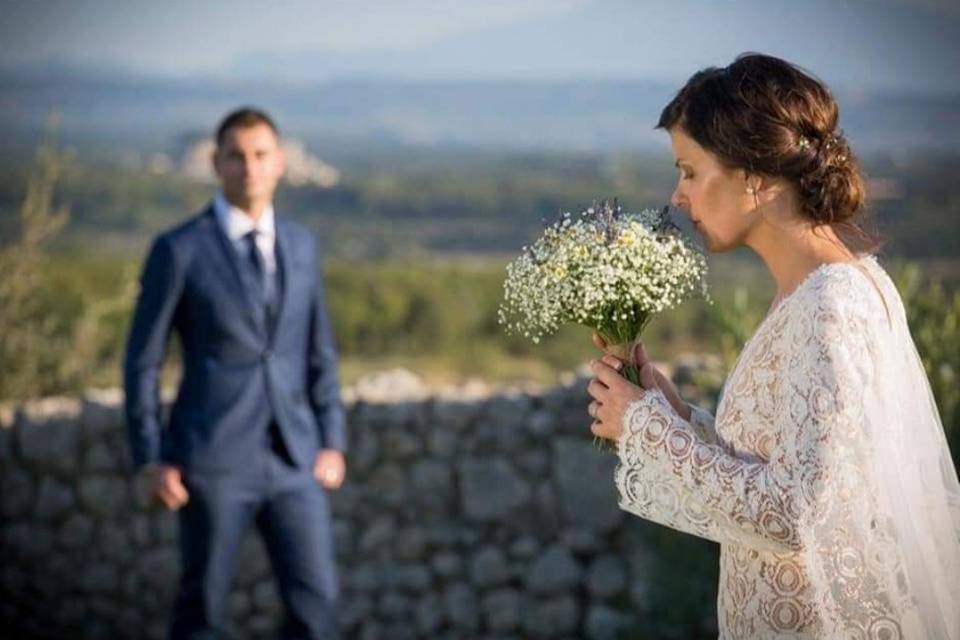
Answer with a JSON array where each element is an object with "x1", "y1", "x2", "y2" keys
[{"x1": 213, "y1": 192, "x2": 277, "y2": 275}]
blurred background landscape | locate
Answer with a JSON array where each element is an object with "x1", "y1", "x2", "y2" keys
[
  {"x1": 0, "y1": 2, "x2": 957, "y2": 636},
  {"x1": 2, "y1": 0, "x2": 957, "y2": 391}
]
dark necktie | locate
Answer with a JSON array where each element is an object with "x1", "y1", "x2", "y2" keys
[
  {"x1": 244, "y1": 230, "x2": 278, "y2": 314},
  {"x1": 245, "y1": 232, "x2": 291, "y2": 460}
]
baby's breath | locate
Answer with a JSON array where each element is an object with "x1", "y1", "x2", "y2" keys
[{"x1": 499, "y1": 201, "x2": 708, "y2": 349}]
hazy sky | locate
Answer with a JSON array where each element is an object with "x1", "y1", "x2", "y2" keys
[{"x1": 2, "y1": 0, "x2": 958, "y2": 92}]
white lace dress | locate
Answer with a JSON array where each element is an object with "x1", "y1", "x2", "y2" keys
[{"x1": 615, "y1": 256, "x2": 960, "y2": 639}]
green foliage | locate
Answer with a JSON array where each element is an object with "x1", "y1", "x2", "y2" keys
[
  {"x1": 3, "y1": 253, "x2": 957, "y2": 410},
  {"x1": 0, "y1": 128, "x2": 140, "y2": 403},
  {"x1": 324, "y1": 259, "x2": 598, "y2": 382},
  {"x1": 621, "y1": 522, "x2": 720, "y2": 639},
  {"x1": 704, "y1": 285, "x2": 766, "y2": 373},
  {"x1": 893, "y1": 262, "x2": 960, "y2": 466},
  {"x1": 0, "y1": 122, "x2": 73, "y2": 402}
]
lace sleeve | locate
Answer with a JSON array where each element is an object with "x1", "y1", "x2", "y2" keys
[{"x1": 614, "y1": 293, "x2": 876, "y2": 555}]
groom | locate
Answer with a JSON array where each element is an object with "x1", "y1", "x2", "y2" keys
[{"x1": 124, "y1": 108, "x2": 347, "y2": 639}]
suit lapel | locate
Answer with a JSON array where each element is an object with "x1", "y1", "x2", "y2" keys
[
  {"x1": 272, "y1": 215, "x2": 294, "y2": 340},
  {"x1": 201, "y1": 205, "x2": 266, "y2": 334}
]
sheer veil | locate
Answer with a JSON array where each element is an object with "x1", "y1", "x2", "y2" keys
[{"x1": 838, "y1": 260, "x2": 960, "y2": 638}]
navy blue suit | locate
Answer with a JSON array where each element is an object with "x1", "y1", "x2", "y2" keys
[{"x1": 124, "y1": 205, "x2": 346, "y2": 639}]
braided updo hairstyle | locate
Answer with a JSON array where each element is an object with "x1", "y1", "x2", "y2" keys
[{"x1": 658, "y1": 53, "x2": 875, "y2": 247}]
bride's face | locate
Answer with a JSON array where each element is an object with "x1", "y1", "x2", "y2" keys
[{"x1": 668, "y1": 128, "x2": 757, "y2": 253}]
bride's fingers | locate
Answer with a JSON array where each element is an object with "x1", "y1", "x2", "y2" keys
[
  {"x1": 591, "y1": 417, "x2": 619, "y2": 440},
  {"x1": 633, "y1": 341, "x2": 650, "y2": 367},
  {"x1": 590, "y1": 420, "x2": 605, "y2": 438},
  {"x1": 600, "y1": 355, "x2": 622, "y2": 370},
  {"x1": 588, "y1": 401, "x2": 601, "y2": 420},
  {"x1": 586, "y1": 379, "x2": 608, "y2": 401},
  {"x1": 591, "y1": 332, "x2": 607, "y2": 351},
  {"x1": 639, "y1": 363, "x2": 659, "y2": 391},
  {"x1": 590, "y1": 360, "x2": 626, "y2": 390}
]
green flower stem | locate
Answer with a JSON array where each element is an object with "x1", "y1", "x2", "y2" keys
[
  {"x1": 594, "y1": 311, "x2": 651, "y2": 387},
  {"x1": 588, "y1": 314, "x2": 652, "y2": 454}
]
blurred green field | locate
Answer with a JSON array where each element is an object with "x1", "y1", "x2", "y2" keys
[
  {"x1": 0, "y1": 250, "x2": 773, "y2": 391},
  {"x1": 3, "y1": 250, "x2": 956, "y2": 426}
]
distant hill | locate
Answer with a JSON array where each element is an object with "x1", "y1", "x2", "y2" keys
[{"x1": 1, "y1": 70, "x2": 958, "y2": 159}]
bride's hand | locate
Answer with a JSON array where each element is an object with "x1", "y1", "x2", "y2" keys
[
  {"x1": 587, "y1": 356, "x2": 647, "y2": 440},
  {"x1": 591, "y1": 332, "x2": 692, "y2": 422}
]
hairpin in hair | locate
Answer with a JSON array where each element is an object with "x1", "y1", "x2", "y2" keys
[
  {"x1": 824, "y1": 133, "x2": 842, "y2": 148},
  {"x1": 797, "y1": 136, "x2": 812, "y2": 151},
  {"x1": 824, "y1": 133, "x2": 848, "y2": 163}
]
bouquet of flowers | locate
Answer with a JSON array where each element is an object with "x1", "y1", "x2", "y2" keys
[{"x1": 498, "y1": 199, "x2": 708, "y2": 385}]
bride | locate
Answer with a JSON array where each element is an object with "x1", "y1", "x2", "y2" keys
[{"x1": 586, "y1": 53, "x2": 960, "y2": 639}]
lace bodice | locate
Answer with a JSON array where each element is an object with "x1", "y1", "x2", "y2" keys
[{"x1": 614, "y1": 257, "x2": 960, "y2": 639}]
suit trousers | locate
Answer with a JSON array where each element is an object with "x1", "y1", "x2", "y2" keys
[{"x1": 168, "y1": 425, "x2": 339, "y2": 640}]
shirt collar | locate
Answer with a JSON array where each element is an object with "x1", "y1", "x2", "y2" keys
[{"x1": 213, "y1": 192, "x2": 276, "y2": 243}]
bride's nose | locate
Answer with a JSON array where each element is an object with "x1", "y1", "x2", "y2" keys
[{"x1": 670, "y1": 187, "x2": 687, "y2": 210}]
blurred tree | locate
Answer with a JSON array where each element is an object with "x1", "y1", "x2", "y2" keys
[
  {"x1": 0, "y1": 117, "x2": 72, "y2": 402},
  {"x1": 0, "y1": 119, "x2": 139, "y2": 403}
]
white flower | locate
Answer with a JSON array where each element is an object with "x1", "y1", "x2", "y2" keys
[{"x1": 499, "y1": 203, "x2": 708, "y2": 346}]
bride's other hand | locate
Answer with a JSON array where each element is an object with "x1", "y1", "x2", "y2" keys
[{"x1": 591, "y1": 332, "x2": 692, "y2": 422}]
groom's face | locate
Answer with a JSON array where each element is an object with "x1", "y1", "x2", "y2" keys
[{"x1": 214, "y1": 123, "x2": 286, "y2": 209}]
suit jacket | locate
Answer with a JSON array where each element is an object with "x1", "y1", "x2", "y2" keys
[{"x1": 123, "y1": 205, "x2": 346, "y2": 472}]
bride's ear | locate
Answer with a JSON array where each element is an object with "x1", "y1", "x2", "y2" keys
[{"x1": 742, "y1": 172, "x2": 781, "y2": 208}]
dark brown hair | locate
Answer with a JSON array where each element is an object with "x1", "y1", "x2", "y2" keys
[
  {"x1": 658, "y1": 53, "x2": 875, "y2": 246},
  {"x1": 215, "y1": 107, "x2": 280, "y2": 147}
]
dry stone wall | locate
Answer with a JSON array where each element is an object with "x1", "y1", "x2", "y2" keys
[{"x1": 0, "y1": 361, "x2": 722, "y2": 640}]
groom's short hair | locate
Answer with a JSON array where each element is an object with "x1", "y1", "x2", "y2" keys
[{"x1": 215, "y1": 108, "x2": 280, "y2": 147}]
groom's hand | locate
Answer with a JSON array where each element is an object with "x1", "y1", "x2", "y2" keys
[
  {"x1": 591, "y1": 332, "x2": 692, "y2": 422},
  {"x1": 141, "y1": 463, "x2": 189, "y2": 511},
  {"x1": 313, "y1": 449, "x2": 346, "y2": 490}
]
